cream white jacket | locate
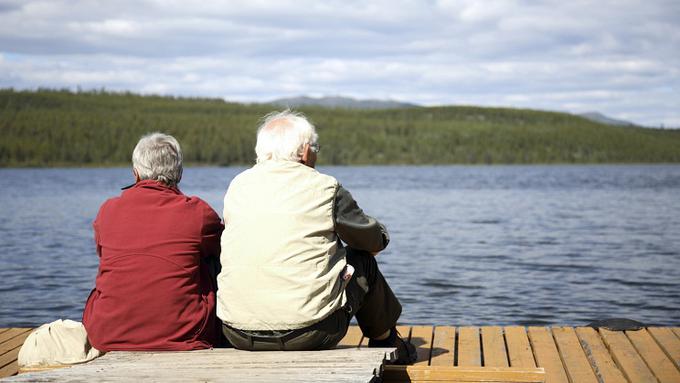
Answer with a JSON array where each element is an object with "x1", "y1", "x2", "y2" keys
[{"x1": 217, "y1": 160, "x2": 346, "y2": 330}]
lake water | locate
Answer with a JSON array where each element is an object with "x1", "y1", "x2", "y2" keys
[{"x1": 1, "y1": 165, "x2": 679, "y2": 327}]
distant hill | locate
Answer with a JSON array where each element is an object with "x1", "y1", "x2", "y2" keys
[
  {"x1": 266, "y1": 95, "x2": 418, "y2": 110},
  {"x1": 1, "y1": 89, "x2": 679, "y2": 166},
  {"x1": 273, "y1": 98, "x2": 640, "y2": 128},
  {"x1": 578, "y1": 111, "x2": 635, "y2": 127}
]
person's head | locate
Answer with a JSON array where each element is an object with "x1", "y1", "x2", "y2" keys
[
  {"x1": 255, "y1": 110, "x2": 319, "y2": 167},
  {"x1": 131, "y1": 132, "x2": 183, "y2": 187}
]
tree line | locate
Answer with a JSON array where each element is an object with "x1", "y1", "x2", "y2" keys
[{"x1": 1, "y1": 88, "x2": 679, "y2": 167}]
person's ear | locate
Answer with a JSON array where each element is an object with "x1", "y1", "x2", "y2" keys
[
  {"x1": 133, "y1": 168, "x2": 141, "y2": 182},
  {"x1": 300, "y1": 144, "x2": 311, "y2": 165}
]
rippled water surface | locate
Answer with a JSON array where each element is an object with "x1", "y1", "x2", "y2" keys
[{"x1": 1, "y1": 165, "x2": 679, "y2": 327}]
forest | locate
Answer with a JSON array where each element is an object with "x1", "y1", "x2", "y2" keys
[{"x1": 1, "y1": 88, "x2": 679, "y2": 167}]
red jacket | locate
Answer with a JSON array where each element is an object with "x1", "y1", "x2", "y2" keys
[{"x1": 82, "y1": 180, "x2": 223, "y2": 351}]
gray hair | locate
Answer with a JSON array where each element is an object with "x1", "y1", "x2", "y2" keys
[
  {"x1": 132, "y1": 132, "x2": 183, "y2": 187},
  {"x1": 255, "y1": 110, "x2": 318, "y2": 163}
]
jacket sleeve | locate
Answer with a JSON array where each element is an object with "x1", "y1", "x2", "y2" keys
[
  {"x1": 199, "y1": 202, "x2": 224, "y2": 259},
  {"x1": 333, "y1": 185, "x2": 389, "y2": 253},
  {"x1": 93, "y1": 200, "x2": 108, "y2": 258}
]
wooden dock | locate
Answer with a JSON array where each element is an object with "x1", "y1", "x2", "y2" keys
[
  {"x1": 2, "y1": 325, "x2": 680, "y2": 382},
  {"x1": 0, "y1": 329, "x2": 32, "y2": 379}
]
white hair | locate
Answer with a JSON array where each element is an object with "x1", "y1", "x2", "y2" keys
[
  {"x1": 132, "y1": 132, "x2": 183, "y2": 187},
  {"x1": 255, "y1": 110, "x2": 318, "y2": 163}
]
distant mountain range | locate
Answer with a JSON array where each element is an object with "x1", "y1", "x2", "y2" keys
[
  {"x1": 266, "y1": 95, "x2": 418, "y2": 110},
  {"x1": 267, "y1": 96, "x2": 636, "y2": 127},
  {"x1": 577, "y1": 111, "x2": 635, "y2": 127}
]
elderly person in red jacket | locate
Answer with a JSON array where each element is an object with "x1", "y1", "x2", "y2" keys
[{"x1": 82, "y1": 132, "x2": 223, "y2": 351}]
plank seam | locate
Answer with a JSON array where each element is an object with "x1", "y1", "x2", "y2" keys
[
  {"x1": 479, "y1": 328, "x2": 485, "y2": 367},
  {"x1": 626, "y1": 328, "x2": 673, "y2": 383},
  {"x1": 453, "y1": 327, "x2": 459, "y2": 367},
  {"x1": 0, "y1": 345, "x2": 21, "y2": 370},
  {"x1": 0, "y1": 329, "x2": 32, "y2": 350},
  {"x1": 647, "y1": 328, "x2": 680, "y2": 373},
  {"x1": 426, "y1": 325, "x2": 434, "y2": 366},
  {"x1": 575, "y1": 330, "x2": 605, "y2": 383},
  {"x1": 503, "y1": 327, "x2": 512, "y2": 368},
  {"x1": 551, "y1": 327, "x2": 579, "y2": 383},
  {"x1": 598, "y1": 328, "x2": 636, "y2": 383},
  {"x1": 528, "y1": 328, "x2": 539, "y2": 369}
]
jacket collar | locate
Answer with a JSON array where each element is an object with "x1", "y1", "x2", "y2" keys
[{"x1": 122, "y1": 179, "x2": 181, "y2": 194}]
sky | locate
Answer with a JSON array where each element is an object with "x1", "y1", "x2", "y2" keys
[{"x1": 0, "y1": 0, "x2": 679, "y2": 127}]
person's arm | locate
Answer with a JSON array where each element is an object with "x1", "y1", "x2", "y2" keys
[
  {"x1": 333, "y1": 185, "x2": 389, "y2": 254},
  {"x1": 197, "y1": 202, "x2": 223, "y2": 296},
  {"x1": 92, "y1": 201, "x2": 108, "y2": 258},
  {"x1": 93, "y1": 221, "x2": 102, "y2": 257},
  {"x1": 200, "y1": 203, "x2": 224, "y2": 259}
]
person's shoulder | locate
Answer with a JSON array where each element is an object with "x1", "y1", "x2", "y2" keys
[
  {"x1": 183, "y1": 194, "x2": 215, "y2": 211},
  {"x1": 227, "y1": 166, "x2": 259, "y2": 186},
  {"x1": 182, "y1": 194, "x2": 221, "y2": 222},
  {"x1": 313, "y1": 169, "x2": 339, "y2": 188},
  {"x1": 98, "y1": 193, "x2": 123, "y2": 210},
  {"x1": 186, "y1": 194, "x2": 211, "y2": 207},
  {"x1": 94, "y1": 193, "x2": 123, "y2": 222}
]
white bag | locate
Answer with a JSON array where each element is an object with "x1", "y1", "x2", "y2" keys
[{"x1": 18, "y1": 319, "x2": 103, "y2": 368}]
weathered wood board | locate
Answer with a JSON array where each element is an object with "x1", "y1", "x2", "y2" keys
[
  {"x1": 3, "y1": 348, "x2": 394, "y2": 382},
  {"x1": 3, "y1": 325, "x2": 680, "y2": 382}
]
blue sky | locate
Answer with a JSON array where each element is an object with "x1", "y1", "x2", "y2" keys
[{"x1": 0, "y1": 0, "x2": 678, "y2": 127}]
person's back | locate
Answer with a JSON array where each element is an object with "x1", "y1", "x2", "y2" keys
[
  {"x1": 217, "y1": 111, "x2": 416, "y2": 363},
  {"x1": 219, "y1": 159, "x2": 343, "y2": 330},
  {"x1": 82, "y1": 133, "x2": 223, "y2": 351}
]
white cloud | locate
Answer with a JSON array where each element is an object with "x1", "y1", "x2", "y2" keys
[{"x1": 0, "y1": 0, "x2": 678, "y2": 126}]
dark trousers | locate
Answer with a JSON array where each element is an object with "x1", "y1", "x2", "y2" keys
[{"x1": 222, "y1": 248, "x2": 402, "y2": 351}]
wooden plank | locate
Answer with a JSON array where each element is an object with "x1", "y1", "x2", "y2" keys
[
  {"x1": 0, "y1": 347, "x2": 22, "y2": 377},
  {"x1": 0, "y1": 362, "x2": 21, "y2": 379},
  {"x1": 0, "y1": 331, "x2": 32, "y2": 368},
  {"x1": 0, "y1": 329, "x2": 32, "y2": 379},
  {"x1": 383, "y1": 366, "x2": 545, "y2": 382},
  {"x1": 395, "y1": 325, "x2": 411, "y2": 341},
  {"x1": 0, "y1": 329, "x2": 10, "y2": 336},
  {"x1": 430, "y1": 326, "x2": 455, "y2": 366},
  {"x1": 410, "y1": 325, "x2": 433, "y2": 366},
  {"x1": 505, "y1": 326, "x2": 536, "y2": 368},
  {"x1": 337, "y1": 325, "x2": 363, "y2": 348},
  {"x1": 527, "y1": 327, "x2": 569, "y2": 383},
  {"x1": 672, "y1": 328, "x2": 680, "y2": 340},
  {"x1": 7, "y1": 348, "x2": 392, "y2": 382},
  {"x1": 648, "y1": 327, "x2": 680, "y2": 369},
  {"x1": 0, "y1": 330, "x2": 31, "y2": 348},
  {"x1": 393, "y1": 325, "x2": 411, "y2": 351},
  {"x1": 626, "y1": 328, "x2": 680, "y2": 383},
  {"x1": 457, "y1": 327, "x2": 481, "y2": 367},
  {"x1": 552, "y1": 327, "x2": 598, "y2": 383},
  {"x1": 0, "y1": 332, "x2": 31, "y2": 361},
  {"x1": 599, "y1": 328, "x2": 658, "y2": 383},
  {"x1": 575, "y1": 327, "x2": 627, "y2": 383},
  {"x1": 482, "y1": 326, "x2": 508, "y2": 367}
]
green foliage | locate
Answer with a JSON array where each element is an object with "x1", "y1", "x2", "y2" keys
[{"x1": 1, "y1": 88, "x2": 679, "y2": 167}]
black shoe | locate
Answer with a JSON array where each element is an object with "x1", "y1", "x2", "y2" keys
[{"x1": 368, "y1": 328, "x2": 417, "y2": 365}]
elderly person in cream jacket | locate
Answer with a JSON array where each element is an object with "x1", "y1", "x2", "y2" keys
[{"x1": 217, "y1": 110, "x2": 416, "y2": 364}]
